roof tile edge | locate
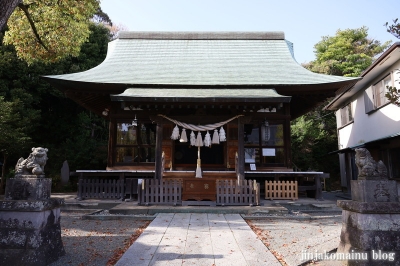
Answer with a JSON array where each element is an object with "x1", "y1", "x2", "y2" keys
[{"x1": 117, "y1": 31, "x2": 285, "y2": 40}]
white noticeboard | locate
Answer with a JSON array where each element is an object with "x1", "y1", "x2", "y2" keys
[{"x1": 262, "y1": 148, "x2": 275, "y2": 156}]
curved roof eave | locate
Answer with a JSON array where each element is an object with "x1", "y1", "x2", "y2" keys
[{"x1": 43, "y1": 32, "x2": 358, "y2": 87}]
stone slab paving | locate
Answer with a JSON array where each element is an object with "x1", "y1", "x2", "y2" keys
[{"x1": 116, "y1": 213, "x2": 281, "y2": 266}]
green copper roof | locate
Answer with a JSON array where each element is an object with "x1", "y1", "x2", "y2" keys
[{"x1": 44, "y1": 31, "x2": 357, "y2": 86}]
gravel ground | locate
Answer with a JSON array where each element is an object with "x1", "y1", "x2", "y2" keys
[
  {"x1": 49, "y1": 212, "x2": 149, "y2": 266},
  {"x1": 247, "y1": 214, "x2": 343, "y2": 266},
  {"x1": 51, "y1": 210, "x2": 343, "y2": 266}
]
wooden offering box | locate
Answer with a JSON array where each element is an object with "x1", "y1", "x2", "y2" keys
[{"x1": 182, "y1": 178, "x2": 217, "y2": 201}]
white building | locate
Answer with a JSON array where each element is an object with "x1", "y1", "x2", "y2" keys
[{"x1": 326, "y1": 42, "x2": 400, "y2": 192}]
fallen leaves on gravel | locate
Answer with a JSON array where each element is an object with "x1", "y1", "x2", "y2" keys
[
  {"x1": 246, "y1": 220, "x2": 288, "y2": 266},
  {"x1": 106, "y1": 221, "x2": 150, "y2": 266}
]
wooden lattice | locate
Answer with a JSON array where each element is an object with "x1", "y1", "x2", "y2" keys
[
  {"x1": 265, "y1": 180, "x2": 298, "y2": 200},
  {"x1": 78, "y1": 178, "x2": 124, "y2": 200},
  {"x1": 139, "y1": 179, "x2": 182, "y2": 206},
  {"x1": 216, "y1": 179, "x2": 260, "y2": 206}
]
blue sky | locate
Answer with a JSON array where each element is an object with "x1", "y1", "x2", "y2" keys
[{"x1": 101, "y1": 0, "x2": 400, "y2": 64}]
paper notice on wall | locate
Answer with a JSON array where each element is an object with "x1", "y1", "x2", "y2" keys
[{"x1": 262, "y1": 148, "x2": 275, "y2": 156}]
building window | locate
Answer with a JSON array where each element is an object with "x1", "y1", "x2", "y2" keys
[
  {"x1": 115, "y1": 122, "x2": 156, "y2": 164},
  {"x1": 373, "y1": 74, "x2": 392, "y2": 108},
  {"x1": 244, "y1": 120, "x2": 285, "y2": 167},
  {"x1": 364, "y1": 73, "x2": 392, "y2": 113},
  {"x1": 340, "y1": 103, "x2": 353, "y2": 126}
]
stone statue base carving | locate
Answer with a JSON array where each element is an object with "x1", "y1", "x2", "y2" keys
[
  {"x1": 351, "y1": 180, "x2": 398, "y2": 203},
  {"x1": 5, "y1": 177, "x2": 52, "y2": 200}
]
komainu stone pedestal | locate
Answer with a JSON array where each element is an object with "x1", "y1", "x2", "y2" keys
[
  {"x1": 5, "y1": 177, "x2": 51, "y2": 200},
  {"x1": 337, "y1": 180, "x2": 400, "y2": 266},
  {"x1": 1, "y1": 178, "x2": 65, "y2": 266},
  {"x1": 0, "y1": 199, "x2": 65, "y2": 266}
]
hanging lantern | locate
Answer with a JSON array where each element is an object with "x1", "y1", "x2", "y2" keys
[
  {"x1": 180, "y1": 128, "x2": 188, "y2": 142},
  {"x1": 204, "y1": 131, "x2": 211, "y2": 147},
  {"x1": 171, "y1": 125, "x2": 180, "y2": 140},
  {"x1": 219, "y1": 127, "x2": 226, "y2": 142},
  {"x1": 262, "y1": 119, "x2": 270, "y2": 141},
  {"x1": 132, "y1": 114, "x2": 138, "y2": 126},
  {"x1": 190, "y1": 131, "x2": 196, "y2": 146},
  {"x1": 195, "y1": 131, "x2": 203, "y2": 147},
  {"x1": 212, "y1": 129, "x2": 220, "y2": 144}
]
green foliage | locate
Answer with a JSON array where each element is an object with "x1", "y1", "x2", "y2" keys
[
  {"x1": 291, "y1": 104, "x2": 339, "y2": 175},
  {"x1": 386, "y1": 85, "x2": 400, "y2": 107},
  {"x1": 0, "y1": 96, "x2": 36, "y2": 192},
  {"x1": 305, "y1": 27, "x2": 391, "y2": 77},
  {"x1": 0, "y1": 22, "x2": 110, "y2": 186},
  {"x1": 292, "y1": 27, "x2": 391, "y2": 178},
  {"x1": 0, "y1": 96, "x2": 33, "y2": 155},
  {"x1": 385, "y1": 19, "x2": 400, "y2": 106},
  {"x1": 3, "y1": 0, "x2": 100, "y2": 64}
]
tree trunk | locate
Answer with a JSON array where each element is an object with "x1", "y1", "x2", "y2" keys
[{"x1": 0, "y1": 0, "x2": 22, "y2": 31}]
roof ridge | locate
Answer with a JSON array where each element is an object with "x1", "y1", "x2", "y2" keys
[{"x1": 117, "y1": 31, "x2": 285, "y2": 40}]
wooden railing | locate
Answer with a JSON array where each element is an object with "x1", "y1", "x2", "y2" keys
[
  {"x1": 265, "y1": 180, "x2": 298, "y2": 200},
  {"x1": 216, "y1": 179, "x2": 260, "y2": 206},
  {"x1": 77, "y1": 178, "x2": 124, "y2": 200},
  {"x1": 138, "y1": 179, "x2": 182, "y2": 205}
]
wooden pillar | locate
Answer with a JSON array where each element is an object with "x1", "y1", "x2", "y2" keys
[
  {"x1": 107, "y1": 119, "x2": 115, "y2": 168},
  {"x1": 155, "y1": 122, "x2": 163, "y2": 179},
  {"x1": 237, "y1": 117, "x2": 245, "y2": 178},
  {"x1": 345, "y1": 152, "x2": 353, "y2": 193},
  {"x1": 284, "y1": 103, "x2": 292, "y2": 168}
]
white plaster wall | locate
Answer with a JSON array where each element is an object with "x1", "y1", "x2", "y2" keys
[{"x1": 338, "y1": 60, "x2": 400, "y2": 149}]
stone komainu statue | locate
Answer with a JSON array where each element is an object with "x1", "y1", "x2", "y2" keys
[
  {"x1": 355, "y1": 148, "x2": 388, "y2": 180},
  {"x1": 15, "y1": 147, "x2": 48, "y2": 176}
]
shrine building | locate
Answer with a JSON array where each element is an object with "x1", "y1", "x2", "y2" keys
[{"x1": 43, "y1": 32, "x2": 359, "y2": 202}]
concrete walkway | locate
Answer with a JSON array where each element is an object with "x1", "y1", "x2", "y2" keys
[{"x1": 116, "y1": 213, "x2": 281, "y2": 266}]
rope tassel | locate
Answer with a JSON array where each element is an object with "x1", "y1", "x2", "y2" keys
[
  {"x1": 190, "y1": 131, "x2": 196, "y2": 146},
  {"x1": 204, "y1": 131, "x2": 211, "y2": 147},
  {"x1": 180, "y1": 128, "x2": 188, "y2": 142},
  {"x1": 196, "y1": 132, "x2": 203, "y2": 147},
  {"x1": 219, "y1": 127, "x2": 226, "y2": 142},
  {"x1": 171, "y1": 125, "x2": 180, "y2": 140},
  {"x1": 212, "y1": 129, "x2": 220, "y2": 144}
]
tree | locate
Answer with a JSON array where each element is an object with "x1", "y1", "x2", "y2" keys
[
  {"x1": 385, "y1": 18, "x2": 400, "y2": 39},
  {"x1": 385, "y1": 19, "x2": 400, "y2": 106},
  {"x1": 0, "y1": 97, "x2": 34, "y2": 193},
  {"x1": 0, "y1": 0, "x2": 21, "y2": 31},
  {"x1": 2, "y1": 0, "x2": 100, "y2": 64},
  {"x1": 0, "y1": 22, "x2": 111, "y2": 190},
  {"x1": 291, "y1": 27, "x2": 391, "y2": 184},
  {"x1": 305, "y1": 27, "x2": 391, "y2": 77}
]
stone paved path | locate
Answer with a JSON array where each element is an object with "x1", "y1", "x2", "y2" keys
[{"x1": 116, "y1": 213, "x2": 281, "y2": 266}]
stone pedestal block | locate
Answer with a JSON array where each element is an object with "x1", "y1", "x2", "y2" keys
[
  {"x1": 5, "y1": 177, "x2": 51, "y2": 200},
  {"x1": 351, "y1": 180, "x2": 398, "y2": 203},
  {"x1": 337, "y1": 200, "x2": 400, "y2": 265},
  {"x1": 0, "y1": 198, "x2": 65, "y2": 266}
]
